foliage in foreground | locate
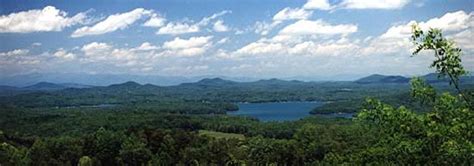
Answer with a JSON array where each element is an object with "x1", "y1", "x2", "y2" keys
[{"x1": 356, "y1": 24, "x2": 473, "y2": 165}]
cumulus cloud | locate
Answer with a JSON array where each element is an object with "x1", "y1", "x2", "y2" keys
[
  {"x1": 157, "y1": 22, "x2": 199, "y2": 35},
  {"x1": 253, "y1": 7, "x2": 313, "y2": 36},
  {"x1": 234, "y1": 36, "x2": 359, "y2": 57},
  {"x1": 235, "y1": 42, "x2": 286, "y2": 55},
  {"x1": 0, "y1": 49, "x2": 29, "y2": 57},
  {"x1": 303, "y1": 0, "x2": 333, "y2": 10},
  {"x1": 163, "y1": 36, "x2": 213, "y2": 49},
  {"x1": 452, "y1": 29, "x2": 474, "y2": 50},
  {"x1": 53, "y1": 48, "x2": 75, "y2": 60},
  {"x1": 381, "y1": 11, "x2": 473, "y2": 39},
  {"x1": 156, "y1": 10, "x2": 230, "y2": 35},
  {"x1": 0, "y1": 6, "x2": 86, "y2": 33},
  {"x1": 78, "y1": 37, "x2": 211, "y2": 66},
  {"x1": 197, "y1": 10, "x2": 231, "y2": 26},
  {"x1": 254, "y1": 21, "x2": 281, "y2": 35},
  {"x1": 236, "y1": 17, "x2": 361, "y2": 58},
  {"x1": 72, "y1": 8, "x2": 152, "y2": 37},
  {"x1": 143, "y1": 13, "x2": 166, "y2": 27},
  {"x1": 273, "y1": 7, "x2": 313, "y2": 21},
  {"x1": 340, "y1": 0, "x2": 411, "y2": 10},
  {"x1": 78, "y1": 41, "x2": 161, "y2": 72},
  {"x1": 279, "y1": 20, "x2": 358, "y2": 36},
  {"x1": 289, "y1": 40, "x2": 359, "y2": 56},
  {"x1": 0, "y1": 49, "x2": 42, "y2": 75},
  {"x1": 81, "y1": 42, "x2": 112, "y2": 56},
  {"x1": 362, "y1": 10, "x2": 474, "y2": 55},
  {"x1": 162, "y1": 36, "x2": 213, "y2": 56},
  {"x1": 217, "y1": 38, "x2": 229, "y2": 44},
  {"x1": 132, "y1": 42, "x2": 159, "y2": 51},
  {"x1": 213, "y1": 20, "x2": 229, "y2": 32}
]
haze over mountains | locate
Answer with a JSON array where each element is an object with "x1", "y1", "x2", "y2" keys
[
  {"x1": 0, "y1": 73, "x2": 260, "y2": 87},
  {"x1": 1, "y1": 73, "x2": 473, "y2": 94},
  {"x1": 1, "y1": 72, "x2": 473, "y2": 88},
  {"x1": 0, "y1": 73, "x2": 371, "y2": 87}
]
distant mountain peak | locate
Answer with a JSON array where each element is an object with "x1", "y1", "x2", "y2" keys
[
  {"x1": 355, "y1": 74, "x2": 410, "y2": 84},
  {"x1": 32, "y1": 82, "x2": 58, "y2": 86},
  {"x1": 198, "y1": 78, "x2": 233, "y2": 84},
  {"x1": 110, "y1": 81, "x2": 142, "y2": 87},
  {"x1": 23, "y1": 82, "x2": 66, "y2": 91},
  {"x1": 201, "y1": 77, "x2": 225, "y2": 81},
  {"x1": 257, "y1": 78, "x2": 284, "y2": 82}
]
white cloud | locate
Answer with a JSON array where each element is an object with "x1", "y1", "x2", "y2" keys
[
  {"x1": 279, "y1": 20, "x2": 358, "y2": 36},
  {"x1": 0, "y1": 6, "x2": 86, "y2": 33},
  {"x1": 235, "y1": 42, "x2": 286, "y2": 55},
  {"x1": 0, "y1": 49, "x2": 29, "y2": 57},
  {"x1": 72, "y1": 8, "x2": 152, "y2": 37},
  {"x1": 0, "y1": 49, "x2": 42, "y2": 75},
  {"x1": 362, "y1": 11, "x2": 474, "y2": 56},
  {"x1": 340, "y1": 0, "x2": 411, "y2": 10},
  {"x1": 81, "y1": 42, "x2": 112, "y2": 56},
  {"x1": 253, "y1": 7, "x2": 312, "y2": 36},
  {"x1": 53, "y1": 48, "x2": 75, "y2": 60},
  {"x1": 360, "y1": 37, "x2": 411, "y2": 55},
  {"x1": 303, "y1": 0, "x2": 333, "y2": 10},
  {"x1": 235, "y1": 18, "x2": 360, "y2": 58},
  {"x1": 289, "y1": 40, "x2": 359, "y2": 56},
  {"x1": 162, "y1": 36, "x2": 213, "y2": 56},
  {"x1": 133, "y1": 42, "x2": 159, "y2": 51},
  {"x1": 217, "y1": 37, "x2": 229, "y2": 44},
  {"x1": 254, "y1": 21, "x2": 281, "y2": 35},
  {"x1": 213, "y1": 20, "x2": 229, "y2": 32},
  {"x1": 157, "y1": 22, "x2": 200, "y2": 35},
  {"x1": 382, "y1": 11, "x2": 473, "y2": 39},
  {"x1": 163, "y1": 36, "x2": 213, "y2": 49},
  {"x1": 197, "y1": 10, "x2": 231, "y2": 26},
  {"x1": 420, "y1": 11, "x2": 472, "y2": 31},
  {"x1": 156, "y1": 10, "x2": 231, "y2": 35},
  {"x1": 273, "y1": 7, "x2": 313, "y2": 21},
  {"x1": 234, "y1": 36, "x2": 360, "y2": 57},
  {"x1": 452, "y1": 29, "x2": 474, "y2": 50},
  {"x1": 78, "y1": 42, "x2": 158, "y2": 70},
  {"x1": 143, "y1": 13, "x2": 166, "y2": 27}
]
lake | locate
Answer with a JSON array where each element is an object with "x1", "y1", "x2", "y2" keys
[{"x1": 228, "y1": 102, "x2": 354, "y2": 122}]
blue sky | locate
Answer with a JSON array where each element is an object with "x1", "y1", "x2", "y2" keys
[{"x1": 0, "y1": 0, "x2": 473, "y2": 80}]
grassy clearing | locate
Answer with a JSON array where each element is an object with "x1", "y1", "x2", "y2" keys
[{"x1": 198, "y1": 130, "x2": 245, "y2": 140}]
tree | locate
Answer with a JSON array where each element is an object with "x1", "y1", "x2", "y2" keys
[
  {"x1": 0, "y1": 142, "x2": 30, "y2": 166},
  {"x1": 84, "y1": 127, "x2": 125, "y2": 165},
  {"x1": 357, "y1": 25, "x2": 473, "y2": 165},
  {"x1": 411, "y1": 24, "x2": 472, "y2": 107},
  {"x1": 118, "y1": 135, "x2": 152, "y2": 165},
  {"x1": 78, "y1": 156, "x2": 93, "y2": 166}
]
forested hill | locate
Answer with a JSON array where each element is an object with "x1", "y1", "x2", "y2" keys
[
  {"x1": 1, "y1": 74, "x2": 473, "y2": 112},
  {"x1": 355, "y1": 73, "x2": 474, "y2": 84},
  {"x1": 1, "y1": 73, "x2": 473, "y2": 95},
  {"x1": 355, "y1": 74, "x2": 410, "y2": 84}
]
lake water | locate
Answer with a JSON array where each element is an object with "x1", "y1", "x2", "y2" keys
[{"x1": 229, "y1": 102, "x2": 353, "y2": 122}]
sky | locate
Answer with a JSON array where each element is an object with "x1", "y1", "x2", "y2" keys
[{"x1": 0, "y1": 0, "x2": 473, "y2": 80}]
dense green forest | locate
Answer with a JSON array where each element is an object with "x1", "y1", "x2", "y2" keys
[{"x1": 1, "y1": 26, "x2": 473, "y2": 165}]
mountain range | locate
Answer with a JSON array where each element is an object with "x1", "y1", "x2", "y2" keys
[
  {"x1": 355, "y1": 73, "x2": 473, "y2": 84},
  {"x1": 1, "y1": 73, "x2": 473, "y2": 94}
]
